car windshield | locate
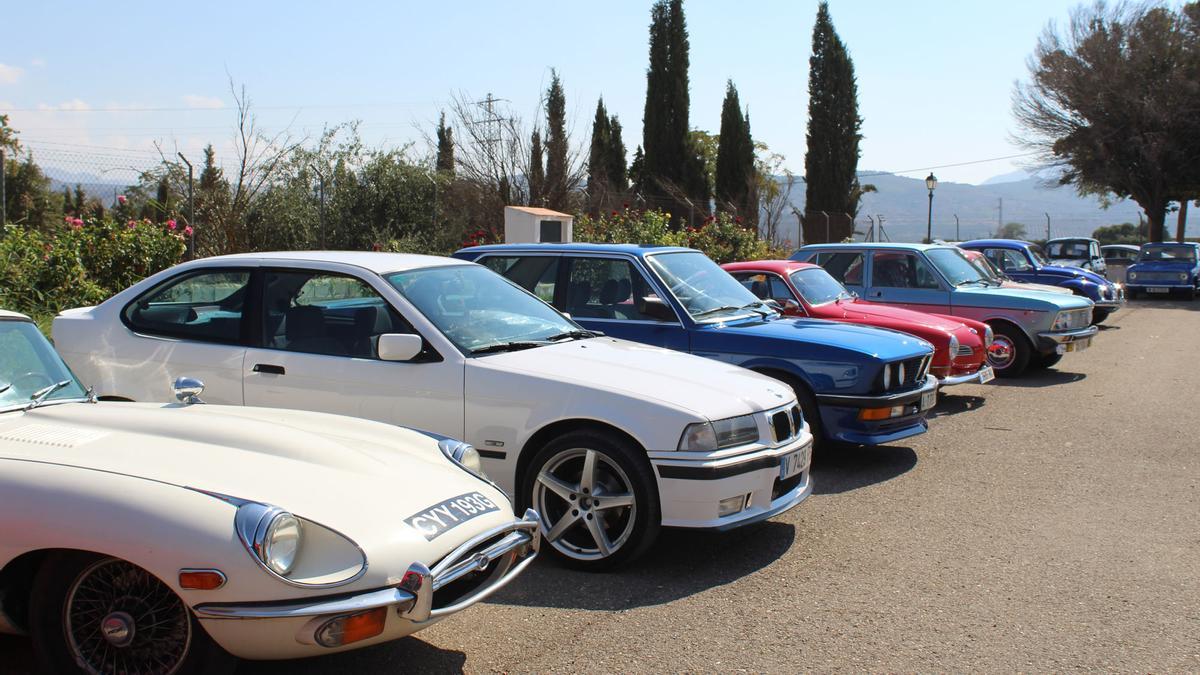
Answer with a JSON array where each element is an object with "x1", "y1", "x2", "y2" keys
[
  {"x1": 1027, "y1": 245, "x2": 1050, "y2": 266},
  {"x1": 645, "y1": 251, "x2": 769, "y2": 321},
  {"x1": 790, "y1": 267, "x2": 851, "y2": 305},
  {"x1": 0, "y1": 320, "x2": 88, "y2": 412},
  {"x1": 1139, "y1": 245, "x2": 1196, "y2": 262},
  {"x1": 385, "y1": 264, "x2": 581, "y2": 355},
  {"x1": 1046, "y1": 241, "x2": 1090, "y2": 258},
  {"x1": 925, "y1": 248, "x2": 986, "y2": 286},
  {"x1": 964, "y1": 252, "x2": 1005, "y2": 282}
]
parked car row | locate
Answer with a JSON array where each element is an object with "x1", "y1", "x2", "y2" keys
[
  {"x1": 1014, "y1": 235, "x2": 1199, "y2": 301},
  {"x1": 2, "y1": 237, "x2": 1119, "y2": 671}
]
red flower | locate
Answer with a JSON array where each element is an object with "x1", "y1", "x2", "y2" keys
[
  {"x1": 117, "y1": 194, "x2": 127, "y2": 205},
  {"x1": 166, "y1": 219, "x2": 177, "y2": 230},
  {"x1": 183, "y1": 225, "x2": 194, "y2": 236}
]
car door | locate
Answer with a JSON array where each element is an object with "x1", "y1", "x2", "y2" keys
[
  {"x1": 562, "y1": 255, "x2": 690, "y2": 350},
  {"x1": 241, "y1": 267, "x2": 466, "y2": 439},
  {"x1": 1088, "y1": 241, "x2": 1107, "y2": 275},
  {"x1": 115, "y1": 267, "x2": 254, "y2": 403},
  {"x1": 865, "y1": 250, "x2": 952, "y2": 311}
]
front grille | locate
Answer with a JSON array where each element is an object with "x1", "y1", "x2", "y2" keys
[
  {"x1": 1132, "y1": 271, "x2": 1179, "y2": 283},
  {"x1": 954, "y1": 345, "x2": 975, "y2": 358},
  {"x1": 430, "y1": 532, "x2": 513, "y2": 611},
  {"x1": 878, "y1": 355, "x2": 930, "y2": 393},
  {"x1": 769, "y1": 405, "x2": 804, "y2": 444}
]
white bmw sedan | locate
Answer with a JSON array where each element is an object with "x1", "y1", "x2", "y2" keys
[{"x1": 55, "y1": 252, "x2": 814, "y2": 569}]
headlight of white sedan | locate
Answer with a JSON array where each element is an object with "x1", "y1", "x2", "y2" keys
[
  {"x1": 678, "y1": 413, "x2": 760, "y2": 451},
  {"x1": 234, "y1": 501, "x2": 366, "y2": 586}
]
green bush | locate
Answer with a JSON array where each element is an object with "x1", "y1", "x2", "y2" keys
[
  {"x1": 574, "y1": 208, "x2": 789, "y2": 263},
  {"x1": 0, "y1": 216, "x2": 186, "y2": 321}
]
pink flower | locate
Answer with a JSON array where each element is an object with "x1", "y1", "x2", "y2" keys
[
  {"x1": 127, "y1": 221, "x2": 136, "y2": 229},
  {"x1": 117, "y1": 195, "x2": 127, "y2": 205},
  {"x1": 64, "y1": 216, "x2": 73, "y2": 223},
  {"x1": 183, "y1": 225, "x2": 194, "y2": 236},
  {"x1": 72, "y1": 218, "x2": 83, "y2": 227},
  {"x1": 166, "y1": 219, "x2": 177, "y2": 230}
]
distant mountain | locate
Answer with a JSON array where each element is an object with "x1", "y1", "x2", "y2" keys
[
  {"x1": 774, "y1": 171, "x2": 1161, "y2": 244},
  {"x1": 980, "y1": 169, "x2": 1033, "y2": 186}
]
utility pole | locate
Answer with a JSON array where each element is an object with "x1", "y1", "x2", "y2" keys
[
  {"x1": 954, "y1": 214, "x2": 960, "y2": 241},
  {"x1": 177, "y1": 153, "x2": 194, "y2": 259},
  {"x1": 311, "y1": 164, "x2": 326, "y2": 249},
  {"x1": 866, "y1": 215, "x2": 875, "y2": 242},
  {"x1": 1044, "y1": 212, "x2": 1051, "y2": 241},
  {"x1": 997, "y1": 198, "x2": 1003, "y2": 232}
]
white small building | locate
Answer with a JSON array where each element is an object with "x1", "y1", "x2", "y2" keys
[{"x1": 503, "y1": 206, "x2": 574, "y2": 244}]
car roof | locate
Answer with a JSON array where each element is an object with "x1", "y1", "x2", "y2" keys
[
  {"x1": 202, "y1": 250, "x2": 471, "y2": 274},
  {"x1": 800, "y1": 242, "x2": 953, "y2": 252},
  {"x1": 1101, "y1": 244, "x2": 1140, "y2": 251},
  {"x1": 1046, "y1": 236, "x2": 1098, "y2": 244},
  {"x1": 1142, "y1": 241, "x2": 1197, "y2": 247},
  {"x1": 458, "y1": 242, "x2": 696, "y2": 257},
  {"x1": 722, "y1": 260, "x2": 815, "y2": 273},
  {"x1": 960, "y1": 239, "x2": 1031, "y2": 248},
  {"x1": 0, "y1": 309, "x2": 32, "y2": 321}
]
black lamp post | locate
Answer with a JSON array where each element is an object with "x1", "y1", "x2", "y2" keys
[{"x1": 925, "y1": 172, "x2": 938, "y2": 243}]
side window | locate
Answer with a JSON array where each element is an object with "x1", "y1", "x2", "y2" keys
[
  {"x1": 263, "y1": 271, "x2": 413, "y2": 359},
  {"x1": 123, "y1": 270, "x2": 251, "y2": 343},
  {"x1": 1002, "y1": 250, "x2": 1032, "y2": 272},
  {"x1": 768, "y1": 275, "x2": 797, "y2": 302},
  {"x1": 870, "y1": 252, "x2": 941, "y2": 289},
  {"x1": 565, "y1": 258, "x2": 659, "y2": 321},
  {"x1": 480, "y1": 256, "x2": 559, "y2": 304},
  {"x1": 732, "y1": 272, "x2": 771, "y2": 299},
  {"x1": 815, "y1": 252, "x2": 865, "y2": 286}
]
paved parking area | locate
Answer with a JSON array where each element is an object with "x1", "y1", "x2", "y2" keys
[{"x1": 4, "y1": 300, "x2": 1198, "y2": 672}]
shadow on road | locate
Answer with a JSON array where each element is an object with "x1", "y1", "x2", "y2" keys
[
  {"x1": 1125, "y1": 298, "x2": 1200, "y2": 311},
  {"x1": 993, "y1": 369, "x2": 1086, "y2": 388},
  {"x1": 488, "y1": 520, "x2": 796, "y2": 611},
  {"x1": 1096, "y1": 323, "x2": 1121, "y2": 332},
  {"x1": 928, "y1": 392, "x2": 985, "y2": 419},
  {"x1": 811, "y1": 444, "x2": 917, "y2": 495},
  {"x1": 236, "y1": 636, "x2": 466, "y2": 674}
]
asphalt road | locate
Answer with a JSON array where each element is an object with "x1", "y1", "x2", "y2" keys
[{"x1": 3, "y1": 299, "x2": 1198, "y2": 672}]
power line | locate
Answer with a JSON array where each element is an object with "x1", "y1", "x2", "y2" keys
[
  {"x1": 2, "y1": 101, "x2": 435, "y2": 113},
  {"x1": 860, "y1": 152, "x2": 1042, "y2": 178}
]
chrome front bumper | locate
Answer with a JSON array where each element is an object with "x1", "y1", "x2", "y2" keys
[
  {"x1": 938, "y1": 364, "x2": 995, "y2": 387},
  {"x1": 1037, "y1": 324, "x2": 1099, "y2": 345},
  {"x1": 194, "y1": 509, "x2": 540, "y2": 630}
]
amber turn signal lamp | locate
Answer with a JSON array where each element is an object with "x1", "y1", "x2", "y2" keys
[
  {"x1": 178, "y1": 569, "x2": 226, "y2": 590},
  {"x1": 315, "y1": 606, "x2": 388, "y2": 647}
]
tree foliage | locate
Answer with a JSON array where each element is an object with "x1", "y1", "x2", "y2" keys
[
  {"x1": 996, "y1": 222, "x2": 1028, "y2": 239},
  {"x1": 528, "y1": 129, "x2": 545, "y2": 206},
  {"x1": 435, "y1": 112, "x2": 455, "y2": 176},
  {"x1": 1092, "y1": 221, "x2": 1148, "y2": 245},
  {"x1": 543, "y1": 70, "x2": 572, "y2": 211},
  {"x1": 715, "y1": 80, "x2": 758, "y2": 225},
  {"x1": 587, "y1": 98, "x2": 630, "y2": 212},
  {"x1": 1014, "y1": 1, "x2": 1200, "y2": 242},
  {"x1": 802, "y1": 1, "x2": 864, "y2": 243}
]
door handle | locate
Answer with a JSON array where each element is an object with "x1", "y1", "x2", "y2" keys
[
  {"x1": 252, "y1": 364, "x2": 285, "y2": 375},
  {"x1": 869, "y1": 290, "x2": 883, "y2": 298}
]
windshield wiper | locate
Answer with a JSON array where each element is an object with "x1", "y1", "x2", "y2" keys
[
  {"x1": 24, "y1": 380, "x2": 71, "y2": 411},
  {"x1": 693, "y1": 301, "x2": 771, "y2": 319},
  {"x1": 470, "y1": 341, "x2": 548, "y2": 355},
  {"x1": 545, "y1": 329, "x2": 603, "y2": 342},
  {"x1": 956, "y1": 279, "x2": 988, "y2": 287},
  {"x1": 0, "y1": 383, "x2": 10, "y2": 395}
]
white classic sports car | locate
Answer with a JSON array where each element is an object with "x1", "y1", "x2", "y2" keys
[
  {"x1": 0, "y1": 310, "x2": 539, "y2": 672},
  {"x1": 54, "y1": 251, "x2": 815, "y2": 569}
]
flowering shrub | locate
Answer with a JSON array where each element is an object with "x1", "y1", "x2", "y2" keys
[
  {"x1": 0, "y1": 217, "x2": 186, "y2": 319},
  {"x1": 574, "y1": 208, "x2": 789, "y2": 264}
]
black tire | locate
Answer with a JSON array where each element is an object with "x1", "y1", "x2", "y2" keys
[
  {"x1": 30, "y1": 551, "x2": 234, "y2": 675},
  {"x1": 986, "y1": 323, "x2": 1032, "y2": 378},
  {"x1": 520, "y1": 429, "x2": 660, "y2": 571},
  {"x1": 1031, "y1": 351, "x2": 1064, "y2": 369}
]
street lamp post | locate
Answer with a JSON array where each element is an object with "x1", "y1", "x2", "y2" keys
[{"x1": 925, "y1": 173, "x2": 938, "y2": 244}]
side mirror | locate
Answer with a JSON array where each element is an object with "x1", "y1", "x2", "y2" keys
[
  {"x1": 377, "y1": 333, "x2": 424, "y2": 362},
  {"x1": 780, "y1": 298, "x2": 801, "y2": 313},
  {"x1": 636, "y1": 296, "x2": 677, "y2": 322},
  {"x1": 172, "y1": 376, "x2": 205, "y2": 405}
]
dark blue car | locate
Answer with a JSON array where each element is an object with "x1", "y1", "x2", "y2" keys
[
  {"x1": 1125, "y1": 242, "x2": 1200, "y2": 300},
  {"x1": 959, "y1": 239, "x2": 1125, "y2": 323},
  {"x1": 455, "y1": 243, "x2": 938, "y2": 448}
]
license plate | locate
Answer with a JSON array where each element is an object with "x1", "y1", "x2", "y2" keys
[
  {"x1": 779, "y1": 446, "x2": 809, "y2": 480},
  {"x1": 1065, "y1": 338, "x2": 1091, "y2": 353},
  {"x1": 1148, "y1": 287, "x2": 1170, "y2": 293},
  {"x1": 404, "y1": 491, "x2": 501, "y2": 541},
  {"x1": 977, "y1": 365, "x2": 995, "y2": 383},
  {"x1": 920, "y1": 390, "x2": 937, "y2": 411}
]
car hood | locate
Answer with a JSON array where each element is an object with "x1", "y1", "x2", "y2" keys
[
  {"x1": 475, "y1": 337, "x2": 795, "y2": 418},
  {"x1": 1038, "y1": 264, "x2": 1109, "y2": 284},
  {"x1": 0, "y1": 402, "x2": 513, "y2": 552},
  {"x1": 954, "y1": 285, "x2": 1093, "y2": 310},
  {"x1": 823, "y1": 299, "x2": 966, "y2": 334},
  {"x1": 1000, "y1": 280, "x2": 1073, "y2": 295},
  {"x1": 703, "y1": 315, "x2": 933, "y2": 361}
]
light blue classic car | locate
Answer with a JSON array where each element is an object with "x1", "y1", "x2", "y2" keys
[
  {"x1": 1125, "y1": 242, "x2": 1200, "y2": 300},
  {"x1": 792, "y1": 243, "x2": 1098, "y2": 377}
]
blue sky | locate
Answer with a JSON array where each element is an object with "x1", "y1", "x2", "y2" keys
[{"x1": 0, "y1": 1, "x2": 1139, "y2": 185}]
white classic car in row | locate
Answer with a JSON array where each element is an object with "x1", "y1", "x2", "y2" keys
[
  {"x1": 0, "y1": 310, "x2": 539, "y2": 671},
  {"x1": 54, "y1": 251, "x2": 815, "y2": 569}
]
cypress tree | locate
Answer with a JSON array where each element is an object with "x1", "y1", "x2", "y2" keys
[
  {"x1": 607, "y1": 116, "x2": 628, "y2": 195},
  {"x1": 802, "y1": 1, "x2": 863, "y2": 243},
  {"x1": 588, "y1": 98, "x2": 612, "y2": 209},
  {"x1": 643, "y1": 0, "x2": 705, "y2": 225},
  {"x1": 543, "y1": 70, "x2": 569, "y2": 211},
  {"x1": 629, "y1": 145, "x2": 646, "y2": 193},
  {"x1": 435, "y1": 112, "x2": 455, "y2": 176},
  {"x1": 62, "y1": 187, "x2": 72, "y2": 216},
  {"x1": 715, "y1": 80, "x2": 758, "y2": 225},
  {"x1": 528, "y1": 129, "x2": 546, "y2": 206}
]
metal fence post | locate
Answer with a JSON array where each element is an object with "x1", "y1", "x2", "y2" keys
[
  {"x1": 177, "y1": 153, "x2": 194, "y2": 259},
  {"x1": 1, "y1": 148, "x2": 6, "y2": 227},
  {"x1": 311, "y1": 164, "x2": 326, "y2": 249}
]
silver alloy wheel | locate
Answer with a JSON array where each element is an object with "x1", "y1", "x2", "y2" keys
[
  {"x1": 64, "y1": 558, "x2": 193, "y2": 675},
  {"x1": 532, "y1": 447, "x2": 637, "y2": 561},
  {"x1": 987, "y1": 336, "x2": 1016, "y2": 370}
]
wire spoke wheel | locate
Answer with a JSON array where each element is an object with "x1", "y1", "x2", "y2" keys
[
  {"x1": 64, "y1": 558, "x2": 193, "y2": 675},
  {"x1": 533, "y1": 448, "x2": 637, "y2": 561}
]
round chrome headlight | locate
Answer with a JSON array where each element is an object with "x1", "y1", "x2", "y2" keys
[
  {"x1": 1180, "y1": 273, "x2": 1188, "y2": 281},
  {"x1": 1129, "y1": 271, "x2": 1138, "y2": 280},
  {"x1": 439, "y1": 438, "x2": 487, "y2": 479},
  {"x1": 262, "y1": 512, "x2": 302, "y2": 575}
]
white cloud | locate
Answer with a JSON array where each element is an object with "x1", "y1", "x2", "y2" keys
[
  {"x1": 37, "y1": 99, "x2": 90, "y2": 111},
  {"x1": 182, "y1": 94, "x2": 224, "y2": 109},
  {"x1": 30, "y1": 58, "x2": 46, "y2": 68},
  {"x1": 0, "y1": 63, "x2": 23, "y2": 85}
]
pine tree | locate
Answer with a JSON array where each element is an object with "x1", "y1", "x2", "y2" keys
[
  {"x1": 435, "y1": 112, "x2": 455, "y2": 176},
  {"x1": 62, "y1": 187, "x2": 72, "y2": 216},
  {"x1": 528, "y1": 129, "x2": 546, "y2": 206},
  {"x1": 606, "y1": 115, "x2": 628, "y2": 195},
  {"x1": 629, "y1": 146, "x2": 646, "y2": 192},
  {"x1": 802, "y1": 1, "x2": 863, "y2": 243},
  {"x1": 715, "y1": 81, "x2": 758, "y2": 225},
  {"x1": 588, "y1": 98, "x2": 612, "y2": 209},
  {"x1": 642, "y1": 0, "x2": 705, "y2": 225},
  {"x1": 543, "y1": 70, "x2": 569, "y2": 211}
]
